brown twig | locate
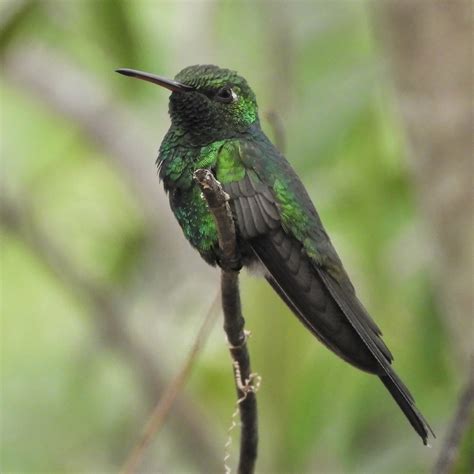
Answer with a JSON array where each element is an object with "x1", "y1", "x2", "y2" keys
[
  {"x1": 1, "y1": 44, "x2": 222, "y2": 468},
  {"x1": 121, "y1": 292, "x2": 221, "y2": 474},
  {"x1": 433, "y1": 357, "x2": 474, "y2": 474},
  {"x1": 194, "y1": 169, "x2": 259, "y2": 474},
  {"x1": 0, "y1": 191, "x2": 221, "y2": 473}
]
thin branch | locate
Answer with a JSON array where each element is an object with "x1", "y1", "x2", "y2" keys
[
  {"x1": 433, "y1": 358, "x2": 474, "y2": 474},
  {"x1": 0, "y1": 191, "x2": 221, "y2": 473},
  {"x1": 121, "y1": 292, "x2": 221, "y2": 474},
  {"x1": 194, "y1": 169, "x2": 259, "y2": 474}
]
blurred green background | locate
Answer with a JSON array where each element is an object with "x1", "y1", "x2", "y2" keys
[{"x1": 1, "y1": 1, "x2": 472, "y2": 473}]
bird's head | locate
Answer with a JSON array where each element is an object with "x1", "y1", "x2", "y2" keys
[{"x1": 116, "y1": 65, "x2": 259, "y2": 143}]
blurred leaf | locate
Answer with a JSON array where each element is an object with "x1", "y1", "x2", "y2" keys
[
  {"x1": 105, "y1": 226, "x2": 149, "y2": 284},
  {"x1": 86, "y1": 0, "x2": 139, "y2": 66},
  {"x1": 0, "y1": 0, "x2": 41, "y2": 52}
]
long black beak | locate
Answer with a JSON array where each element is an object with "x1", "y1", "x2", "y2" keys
[{"x1": 115, "y1": 68, "x2": 194, "y2": 93}]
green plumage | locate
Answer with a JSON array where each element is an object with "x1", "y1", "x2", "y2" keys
[{"x1": 118, "y1": 64, "x2": 433, "y2": 444}]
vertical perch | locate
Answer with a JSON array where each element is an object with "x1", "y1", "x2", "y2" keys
[{"x1": 194, "y1": 169, "x2": 258, "y2": 474}]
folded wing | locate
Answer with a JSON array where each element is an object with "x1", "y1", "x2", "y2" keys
[{"x1": 222, "y1": 166, "x2": 433, "y2": 444}]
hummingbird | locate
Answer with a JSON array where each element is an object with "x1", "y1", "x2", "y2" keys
[{"x1": 116, "y1": 65, "x2": 433, "y2": 444}]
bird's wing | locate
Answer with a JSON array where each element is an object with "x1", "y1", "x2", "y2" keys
[
  {"x1": 221, "y1": 169, "x2": 281, "y2": 238},
  {"x1": 221, "y1": 166, "x2": 390, "y2": 367},
  {"x1": 216, "y1": 138, "x2": 433, "y2": 442},
  {"x1": 217, "y1": 140, "x2": 392, "y2": 368}
]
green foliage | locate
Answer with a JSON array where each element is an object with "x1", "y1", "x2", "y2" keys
[
  {"x1": 0, "y1": 0, "x2": 41, "y2": 51},
  {"x1": 0, "y1": 1, "x2": 463, "y2": 473}
]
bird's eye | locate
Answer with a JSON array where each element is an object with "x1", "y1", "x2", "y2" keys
[{"x1": 216, "y1": 86, "x2": 236, "y2": 103}]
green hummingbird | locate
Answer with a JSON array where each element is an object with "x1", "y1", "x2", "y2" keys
[{"x1": 116, "y1": 65, "x2": 433, "y2": 444}]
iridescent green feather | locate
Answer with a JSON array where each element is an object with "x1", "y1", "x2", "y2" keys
[{"x1": 172, "y1": 185, "x2": 218, "y2": 260}]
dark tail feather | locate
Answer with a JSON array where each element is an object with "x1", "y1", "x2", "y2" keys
[{"x1": 379, "y1": 374, "x2": 435, "y2": 445}]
